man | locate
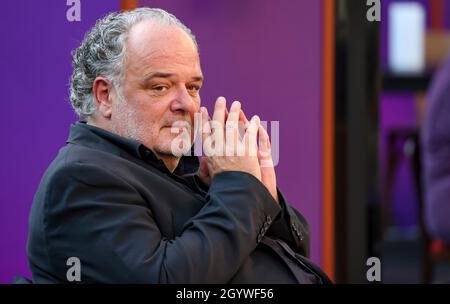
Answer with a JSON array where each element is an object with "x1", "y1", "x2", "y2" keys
[
  {"x1": 422, "y1": 54, "x2": 450, "y2": 244},
  {"x1": 27, "y1": 7, "x2": 330, "y2": 284}
]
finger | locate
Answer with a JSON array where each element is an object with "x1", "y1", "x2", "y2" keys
[
  {"x1": 202, "y1": 107, "x2": 219, "y2": 157},
  {"x1": 244, "y1": 115, "x2": 260, "y2": 157},
  {"x1": 201, "y1": 107, "x2": 211, "y2": 144},
  {"x1": 225, "y1": 101, "x2": 241, "y2": 156},
  {"x1": 212, "y1": 96, "x2": 227, "y2": 127},
  {"x1": 258, "y1": 125, "x2": 273, "y2": 167},
  {"x1": 258, "y1": 125, "x2": 271, "y2": 155},
  {"x1": 198, "y1": 156, "x2": 212, "y2": 185},
  {"x1": 239, "y1": 109, "x2": 249, "y2": 140},
  {"x1": 227, "y1": 101, "x2": 241, "y2": 123},
  {"x1": 239, "y1": 109, "x2": 249, "y2": 125},
  {"x1": 226, "y1": 100, "x2": 240, "y2": 138}
]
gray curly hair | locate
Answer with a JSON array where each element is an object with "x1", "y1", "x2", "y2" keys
[{"x1": 69, "y1": 7, "x2": 198, "y2": 118}]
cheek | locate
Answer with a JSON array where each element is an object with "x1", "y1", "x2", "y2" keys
[{"x1": 134, "y1": 102, "x2": 167, "y2": 125}]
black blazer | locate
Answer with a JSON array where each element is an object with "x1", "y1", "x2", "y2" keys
[{"x1": 27, "y1": 122, "x2": 331, "y2": 284}]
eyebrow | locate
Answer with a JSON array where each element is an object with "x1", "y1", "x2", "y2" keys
[{"x1": 142, "y1": 72, "x2": 203, "y2": 83}]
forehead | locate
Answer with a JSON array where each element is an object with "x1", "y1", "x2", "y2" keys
[{"x1": 125, "y1": 20, "x2": 201, "y2": 76}]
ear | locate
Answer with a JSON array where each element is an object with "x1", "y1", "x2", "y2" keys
[{"x1": 92, "y1": 76, "x2": 113, "y2": 119}]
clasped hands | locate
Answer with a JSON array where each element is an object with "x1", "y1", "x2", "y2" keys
[{"x1": 198, "y1": 96, "x2": 278, "y2": 204}]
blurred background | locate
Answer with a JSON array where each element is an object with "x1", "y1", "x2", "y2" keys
[
  {"x1": 1, "y1": 0, "x2": 450, "y2": 284},
  {"x1": 378, "y1": 0, "x2": 450, "y2": 284}
]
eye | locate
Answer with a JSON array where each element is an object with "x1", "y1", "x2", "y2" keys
[
  {"x1": 187, "y1": 85, "x2": 201, "y2": 93},
  {"x1": 153, "y1": 85, "x2": 169, "y2": 92}
]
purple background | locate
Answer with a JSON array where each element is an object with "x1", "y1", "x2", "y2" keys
[
  {"x1": 0, "y1": 0, "x2": 325, "y2": 283},
  {"x1": 0, "y1": 0, "x2": 119, "y2": 283}
]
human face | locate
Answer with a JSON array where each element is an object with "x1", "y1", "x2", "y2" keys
[{"x1": 110, "y1": 21, "x2": 203, "y2": 157}]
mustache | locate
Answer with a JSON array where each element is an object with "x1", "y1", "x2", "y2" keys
[{"x1": 162, "y1": 118, "x2": 192, "y2": 128}]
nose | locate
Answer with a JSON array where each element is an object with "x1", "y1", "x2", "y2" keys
[{"x1": 170, "y1": 85, "x2": 199, "y2": 114}]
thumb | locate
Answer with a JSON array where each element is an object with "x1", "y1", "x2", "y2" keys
[{"x1": 198, "y1": 156, "x2": 211, "y2": 185}]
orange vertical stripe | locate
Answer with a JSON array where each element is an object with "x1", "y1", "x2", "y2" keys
[
  {"x1": 120, "y1": 0, "x2": 138, "y2": 11},
  {"x1": 430, "y1": 0, "x2": 444, "y2": 30},
  {"x1": 322, "y1": 0, "x2": 335, "y2": 282}
]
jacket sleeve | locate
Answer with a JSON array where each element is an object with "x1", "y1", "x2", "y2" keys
[
  {"x1": 186, "y1": 174, "x2": 311, "y2": 257},
  {"x1": 265, "y1": 189, "x2": 311, "y2": 257},
  {"x1": 42, "y1": 162, "x2": 281, "y2": 283}
]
